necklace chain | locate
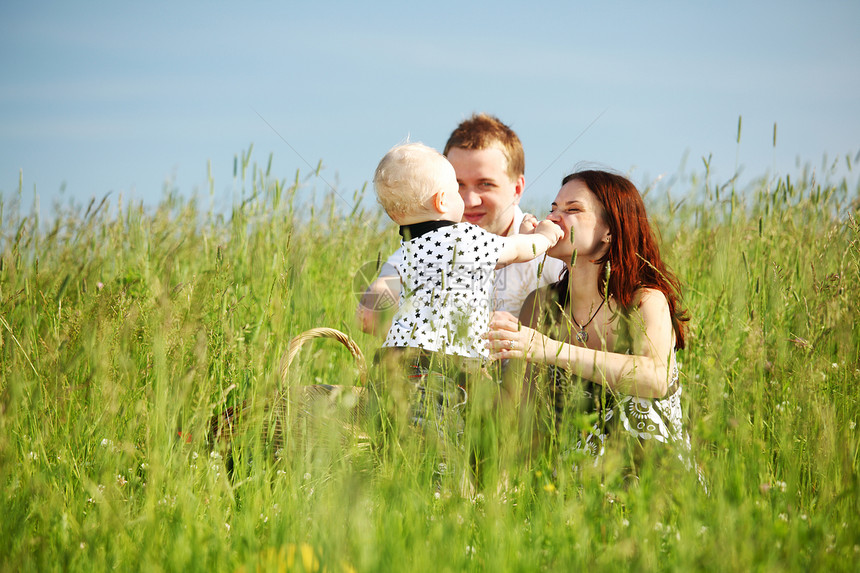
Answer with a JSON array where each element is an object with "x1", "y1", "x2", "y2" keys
[{"x1": 571, "y1": 297, "x2": 606, "y2": 343}]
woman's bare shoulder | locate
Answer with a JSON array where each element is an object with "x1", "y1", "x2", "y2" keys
[
  {"x1": 629, "y1": 288, "x2": 673, "y2": 331},
  {"x1": 529, "y1": 283, "x2": 558, "y2": 303},
  {"x1": 632, "y1": 287, "x2": 669, "y2": 308},
  {"x1": 520, "y1": 283, "x2": 562, "y2": 328}
]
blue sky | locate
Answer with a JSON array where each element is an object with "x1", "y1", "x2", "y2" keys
[{"x1": 2, "y1": 0, "x2": 858, "y2": 215}]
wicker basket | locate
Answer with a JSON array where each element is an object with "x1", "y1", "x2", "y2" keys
[
  {"x1": 209, "y1": 327, "x2": 370, "y2": 453},
  {"x1": 280, "y1": 327, "x2": 368, "y2": 385}
]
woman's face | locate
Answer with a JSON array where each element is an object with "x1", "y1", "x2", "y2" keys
[{"x1": 546, "y1": 179, "x2": 611, "y2": 263}]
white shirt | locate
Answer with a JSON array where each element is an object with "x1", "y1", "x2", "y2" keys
[
  {"x1": 383, "y1": 222, "x2": 504, "y2": 358},
  {"x1": 378, "y1": 206, "x2": 566, "y2": 317}
]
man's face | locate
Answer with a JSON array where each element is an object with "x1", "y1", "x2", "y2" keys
[{"x1": 446, "y1": 147, "x2": 524, "y2": 236}]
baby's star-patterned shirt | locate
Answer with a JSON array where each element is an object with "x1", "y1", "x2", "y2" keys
[{"x1": 382, "y1": 221, "x2": 505, "y2": 359}]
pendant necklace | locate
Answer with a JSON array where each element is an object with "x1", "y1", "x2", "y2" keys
[{"x1": 571, "y1": 297, "x2": 606, "y2": 344}]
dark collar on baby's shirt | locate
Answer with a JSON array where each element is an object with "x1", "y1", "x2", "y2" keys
[{"x1": 399, "y1": 220, "x2": 457, "y2": 241}]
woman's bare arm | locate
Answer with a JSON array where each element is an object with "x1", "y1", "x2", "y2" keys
[{"x1": 487, "y1": 289, "x2": 676, "y2": 399}]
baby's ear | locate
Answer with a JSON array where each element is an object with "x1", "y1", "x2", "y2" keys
[{"x1": 432, "y1": 191, "x2": 446, "y2": 213}]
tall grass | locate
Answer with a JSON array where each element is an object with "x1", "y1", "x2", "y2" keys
[{"x1": 1, "y1": 152, "x2": 858, "y2": 572}]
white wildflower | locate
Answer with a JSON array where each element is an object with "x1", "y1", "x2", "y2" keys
[
  {"x1": 778, "y1": 513, "x2": 788, "y2": 522},
  {"x1": 100, "y1": 439, "x2": 113, "y2": 448},
  {"x1": 27, "y1": 451, "x2": 37, "y2": 461}
]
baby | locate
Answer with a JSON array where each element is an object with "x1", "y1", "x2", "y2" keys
[{"x1": 373, "y1": 142, "x2": 562, "y2": 362}]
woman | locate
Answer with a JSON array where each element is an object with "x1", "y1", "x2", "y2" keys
[{"x1": 485, "y1": 170, "x2": 690, "y2": 460}]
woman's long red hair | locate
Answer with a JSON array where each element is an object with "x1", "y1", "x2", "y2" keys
[{"x1": 561, "y1": 170, "x2": 689, "y2": 349}]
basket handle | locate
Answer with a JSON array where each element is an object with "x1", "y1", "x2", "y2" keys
[{"x1": 280, "y1": 327, "x2": 368, "y2": 386}]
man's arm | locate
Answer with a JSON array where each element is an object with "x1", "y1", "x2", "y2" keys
[
  {"x1": 356, "y1": 272, "x2": 401, "y2": 336},
  {"x1": 356, "y1": 248, "x2": 403, "y2": 336}
]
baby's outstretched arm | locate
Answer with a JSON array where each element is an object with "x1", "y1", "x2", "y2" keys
[{"x1": 497, "y1": 220, "x2": 563, "y2": 268}]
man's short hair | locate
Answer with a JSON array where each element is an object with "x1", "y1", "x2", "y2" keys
[
  {"x1": 443, "y1": 113, "x2": 525, "y2": 182},
  {"x1": 373, "y1": 142, "x2": 455, "y2": 221}
]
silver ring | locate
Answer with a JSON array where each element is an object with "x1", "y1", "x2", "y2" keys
[{"x1": 507, "y1": 340, "x2": 515, "y2": 350}]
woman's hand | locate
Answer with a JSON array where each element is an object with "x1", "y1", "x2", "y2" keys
[{"x1": 485, "y1": 311, "x2": 553, "y2": 362}]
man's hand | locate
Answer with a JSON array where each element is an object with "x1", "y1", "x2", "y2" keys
[
  {"x1": 519, "y1": 213, "x2": 539, "y2": 234},
  {"x1": 356, "y1": 275, "x2": 400, "y2": 336}
]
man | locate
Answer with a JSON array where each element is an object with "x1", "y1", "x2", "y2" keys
[{"x1": 357, "y1": 113, "x2": 565, "y2": 336}]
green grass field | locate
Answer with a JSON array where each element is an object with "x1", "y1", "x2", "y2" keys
[{"x1": 1, "y1": 151, "x2": 858, "y2": 572}]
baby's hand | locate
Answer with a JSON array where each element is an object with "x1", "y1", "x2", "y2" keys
[
  {"x1": 535, "y1": 219, "x2": 563, "y2": 245},
  {"x1": 519, "y1": 213, "x2": 538, "y2": 234}
]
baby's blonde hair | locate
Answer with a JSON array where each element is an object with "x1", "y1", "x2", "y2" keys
[{"x1": 373, "y1": 142, "x2": 456, "y2": 222}]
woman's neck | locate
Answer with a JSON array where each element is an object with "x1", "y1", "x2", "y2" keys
[{"x1": 565, "y1": 261, "x2": 605, "y2": 307}]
